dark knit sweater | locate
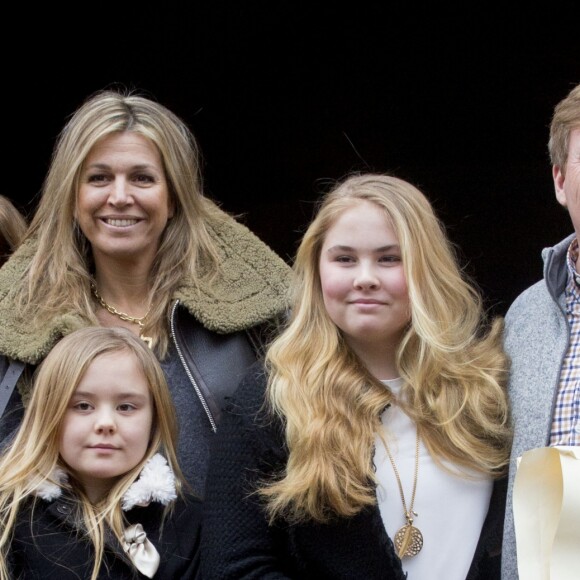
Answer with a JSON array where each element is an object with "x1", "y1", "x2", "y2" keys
[{"x1": 201, "y1": 362, "x2": 507, "y2": 579}]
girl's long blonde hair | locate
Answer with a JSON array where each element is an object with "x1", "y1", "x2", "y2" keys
[
  {"x1": 260, "y1": 173, "x2": 511, "y2": 523},
  {"x1": 16, "y1": 88, "x2": 227, "y2": 357},
  {"x1": 0, "y1": 326, "x2": 183, "y2": 580}
]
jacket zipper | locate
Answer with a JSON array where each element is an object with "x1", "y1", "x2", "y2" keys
[
  {"x1": 544, "y1": 245, "x2": 573, "y2": 444},
  {"x1": 170, "y1": 300, "x2": 218, "y2": 433}
]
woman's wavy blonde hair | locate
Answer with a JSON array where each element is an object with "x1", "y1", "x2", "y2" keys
[
  {"x1": 0, "y1": 326, "x2": 183, "y2": 580},
  {"x1": 260, "y1": 173, "x2": 511, "y2": 523},
  {"x1": 0, "y1": 195, "x2": 27, "y2": 267},
  {"x1": 17, "y1": 88, "x2": 227, "y2": 356}
]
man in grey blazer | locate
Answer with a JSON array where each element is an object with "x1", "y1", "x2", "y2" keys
[{"x1": 501, "y1": 82, "x2": 580, "y2": 579}]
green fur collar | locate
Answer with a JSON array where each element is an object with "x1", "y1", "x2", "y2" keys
[{"x1": 0, "y1": 207, "x2": 292, "y2": 364}]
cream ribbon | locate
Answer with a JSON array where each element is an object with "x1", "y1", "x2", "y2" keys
[
  {"x1": 513, "y1": 446, "x2": 580, "y2": 580},
  {"x1": 122, "y1": 523, "x2": 161, "y2": 578}
]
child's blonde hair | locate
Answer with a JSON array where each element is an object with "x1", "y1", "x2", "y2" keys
[{"x1": 0, "y1": 326, "x2": 183, "y2": 580}]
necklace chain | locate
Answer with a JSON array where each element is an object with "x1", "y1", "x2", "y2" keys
[
  {"x1": 91, "y1": 283, "x2": 153, "y2": 348},
  {"x1": 385, "y1": 428, "x2": 419, "y2": 522},
  {"x1": 384, "y1": 425, "x2": 423, "y2": 558},
  {"x1": 91, "y1": 284, "x2": 150, "y2": 327}
]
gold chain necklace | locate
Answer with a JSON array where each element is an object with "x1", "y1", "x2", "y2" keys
[
  {"x1": 91, "y1": 283, "x2": 153, "y2": 348},
  {"x1": 384, "y1": 428, "x2": 423, "y2": 559}
]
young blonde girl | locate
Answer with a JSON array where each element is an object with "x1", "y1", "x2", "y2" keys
[
  {"x1": 201, "y1": 173, "x2": 512, "y2": 580},
  {"x1": 0, "y1": 326, "x2": 201, "y2": 579}
]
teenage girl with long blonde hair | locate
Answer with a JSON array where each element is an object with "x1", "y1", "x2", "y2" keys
[{"x1": 202, "y1": 173, "x2": 512, "y2": 580}]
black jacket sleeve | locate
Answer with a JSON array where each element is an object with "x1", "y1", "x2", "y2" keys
[{"x1": 201, "y1": 361, "x2": 293, "y2": 579}]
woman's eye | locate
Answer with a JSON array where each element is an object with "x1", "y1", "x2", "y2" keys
[
  {"x1": 134, "y1": 174, "x2": 155, "y2": 184},
  {"x1": 87, "y1": 174, "x2": 108, "y2": 183},
  {"x1": 335, "y1": 255, "x2": 355, "y2": 263}
]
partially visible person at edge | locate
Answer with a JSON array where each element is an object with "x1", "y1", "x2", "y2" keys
[
  {"x1": 201, "y1": 173, "x2": 512, "y2": 580},
  {"x1": 0, "y1": 88, "x2": 291, "y2": 497},
  {"x1": 0, "y1": 326, "x2": 201, "y2": 579},
  {"x1": 0, "y1": 195, "x2": 27, "y2": 267},
  {"x1": 501, "y1": 82, "x2": 580, "y2": 579}
]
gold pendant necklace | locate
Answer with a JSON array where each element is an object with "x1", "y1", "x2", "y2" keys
[
  {"x1": 384, "y1": 427, "x2": 423, "y2": 559},
  {"x1": 91, "y1": 283, "x2": 153, "y2": 348}
]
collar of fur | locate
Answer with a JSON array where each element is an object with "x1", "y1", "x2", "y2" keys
[
  {"x1": 34, "y1": 454, "x2": 178, "y2": 511},
  {"x1": 0, "y1": 203, "x2": 291, "y2": 363}
]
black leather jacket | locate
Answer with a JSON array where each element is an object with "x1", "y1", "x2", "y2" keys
[
  {"x1": 0, "y1": 300, "x2": 270, "y2": 495},
  {"x1": 169, "y1": 299, "x2": 260, "y2": 432}
]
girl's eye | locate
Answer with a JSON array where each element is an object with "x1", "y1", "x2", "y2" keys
[
  {"x1": 74, "y1": 402, "x2": 92, "y2": 411},
  {"x1": 118, "y1": 403, "x2": 136, "y2": 412},
  {"x1": 379, "y1": 255, "x2": 401, "y2": 263},
  {"x1": 335, "y1": 255, "x2": 355, "y2": 263}
]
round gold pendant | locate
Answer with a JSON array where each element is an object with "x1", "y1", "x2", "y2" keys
[{"x1": 394, "y1": 524, "x2": 423, "y2": 558}]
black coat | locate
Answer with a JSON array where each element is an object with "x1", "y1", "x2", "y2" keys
[
  {"x1": 201, "y1": 362, "x2": 507, "y2": 579},
  {"x1": 9, "y1": 492, "x2": 202, "y2": 579}
]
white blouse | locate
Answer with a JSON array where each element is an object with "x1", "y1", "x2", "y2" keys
[{"x1": 373, "y1": 378, "x2": 492, "y2": 580}]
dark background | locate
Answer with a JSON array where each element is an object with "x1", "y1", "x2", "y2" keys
[{"x1": 5, "y1": 4, "x2": 579, "y2": 316}]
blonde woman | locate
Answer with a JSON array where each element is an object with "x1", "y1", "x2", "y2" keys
[
  {"x1": 0, "y1": 88, "x2": 291, "y2": 495},
  {"x1": 202, "y1": 173, "x2": 512, "y2": 579},
  {"x1": 0, "y1": 195, "x2": 27, "y2": 267},
  {"x1": 0, "y1": 326, "x2": 201, "y2": 579}
]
